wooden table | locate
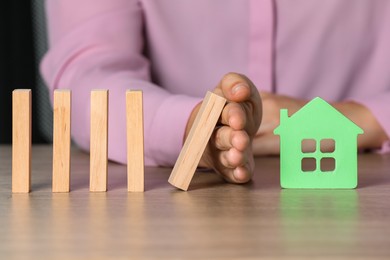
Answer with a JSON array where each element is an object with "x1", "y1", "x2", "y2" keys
[{"x1": 0, "y1": 145, "x2": 389, "y2": 259}]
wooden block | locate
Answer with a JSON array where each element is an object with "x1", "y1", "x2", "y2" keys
[
  {"x1": 126, "y1": 90, "x2": 144, "y2": 192},
  {"x1": 52, "y1": 90, "x2": 71, "y2": 192},
  {"x1": 12, "y1": 89, "x2": 32, "y2": 193},
  {"x1": 90, "y1": 90, "x2": 109, "y2": 192},
  {"x1": 168, "y1": 91, "x2": 226, "y2": 191}
]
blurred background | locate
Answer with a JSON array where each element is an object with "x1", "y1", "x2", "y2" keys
[{"x1": 0, "y1": 0, "x2": 52, "y2": 144}]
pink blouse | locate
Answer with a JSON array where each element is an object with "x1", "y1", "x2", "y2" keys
[{"x1": 41, "y1": 0, "x2": 390, "y2": 166}]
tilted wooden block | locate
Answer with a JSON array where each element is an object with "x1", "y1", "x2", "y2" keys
[
  {"x1": 12, "y1": 89, "x2": 32, "y2": 193},
  {"x1": 168, "y1": 91, "x2": 226, "y2": 191},
  {"x1": 90, "y1": 90, "x2": 109, "y2": 192},
  {"x1": 126, "y1": 90, "x2": 144, "y2": 192},
  {"x1": 52, "y1": 89, "x2": 71, "y2": 192}
]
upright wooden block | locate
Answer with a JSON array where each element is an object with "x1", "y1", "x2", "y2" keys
[
  {"x1": 52, "y1": 90, "x2": 71, "y2": 192},
  {"x1": 90, "y1": 90, "x2": 109, "y2": 192},
  {"x1": 168, "y1": 91, "x2": 226, "y2": 191},
  {"x1": 126, "y1": 90, "x2": 144, "y2": 192},
  {"x1": 12, "y1": 89, "x2": 32, "y2": 193}
]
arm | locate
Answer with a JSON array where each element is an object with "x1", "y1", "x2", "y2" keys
[
  {"x1": 333, "y1": 100, "x2": 389, "y2": 151},
  {"x1": 351, "y1": 92, "x2": 390, "y2": 152},
  {"x1": 41, "y1": 0, "x2": 201, "y2": 166},
  {"x1": 253, "y1": 92, "x2": 390, "y2": 156}
]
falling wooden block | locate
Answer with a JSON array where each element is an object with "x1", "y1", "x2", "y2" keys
[
  {"x1": 12, "y1": 89, "x2": 32, "y2": 193},
  {"x1": 168, "y1": 91, "x2": 226, "y2": 191},
  {"x1": 126, "y1": 90, "x2": 144, "y2": 192},
  {"x1": 52, "y1": 89, "x2": 71, "y2": 192},
  {"x1": 90, "y1": 90, "x2": 109, "y2": 192}
]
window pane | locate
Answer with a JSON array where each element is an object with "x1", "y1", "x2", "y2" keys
[
  {"x1": 320, "y1": 157, "x2": 335, "y2": 172},
  {"x1": 320, "y1": 139, "x2": 335, "y2": 153},
  {"x1": 302, "y1": 157, "x2": 316, "y2": 172},
  {"x1": 301, "y1": 139, "x2": 316, "y2": 153}
]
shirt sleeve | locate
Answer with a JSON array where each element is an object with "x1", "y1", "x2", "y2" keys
[{"x1": 40, "y1": 0, "x2": 201, "y2": 166}]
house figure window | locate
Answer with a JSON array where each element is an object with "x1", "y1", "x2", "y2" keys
[
  {"x1": 301, "y1": 138, "x2": 336, "y2": 173},
  {"x1": 273, "y1": 97, "x2": 363, "y2": 189}
]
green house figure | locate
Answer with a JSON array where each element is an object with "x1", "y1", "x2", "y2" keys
[{"x1": 274, "y1": 97, "x2": 363, "y2": 189}]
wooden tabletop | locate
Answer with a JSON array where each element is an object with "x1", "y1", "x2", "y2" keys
[{"x1": 0, "y1": 145, "x2": 389, "y2": 259}]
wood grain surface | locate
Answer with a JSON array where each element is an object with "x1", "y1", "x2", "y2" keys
[{"x1": 0, "y1": 145, "x2": 389, "y2": 259}]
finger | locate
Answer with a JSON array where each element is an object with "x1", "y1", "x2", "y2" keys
[
  {"x1": 218, "y1": 163, "x2": 253, "y2": 184},
  {"x1": 220, "y1": 102, "x2": 246, "y2": 130},
  {"x1": 219, "y1": 148, "x2": 245, "y2": 168},
  {"x1": 219, "y1": 73, "x2": 262, "y2": 111},
  {"x1": 214, "y1": 144, "x2": 254, "y2": 183},
  {"x1": 218, "y1": 73, "x2": 251, "y2": 102},
  {"x1": 232, "y1": 150, "x2": 255, "y2": 183},
  {"x1": 217, "y1": 73, "x2": 262, "y2": 135},
  {"x1": 214, "y1": 126, "x2": 233, "y2": 151},
  {"x1": 214, "y1": 126, "x2": 250, "y2": 151},
  {"x1": 232, "y1": 165, "x2": 253, "y2": 183},
  {"x1": 231, "y1": 130, "x2": 250, "y2": 152}
]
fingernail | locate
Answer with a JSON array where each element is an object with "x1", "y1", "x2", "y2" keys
[{"x1": 232, "y1": 84, "x2": 248, "y2": 94}]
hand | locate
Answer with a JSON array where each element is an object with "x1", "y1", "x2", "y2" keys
[
  {"x1": 332, "y1": 101, "x2": 389, "y2": 149},
  {"x1": 253, "y1": 92, "x2": 306, "y2": 156},
  {"x1": 185, "y1": 73, "x2": 262, "y2": 184}
]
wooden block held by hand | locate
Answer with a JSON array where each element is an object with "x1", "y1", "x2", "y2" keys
[
  {"x1": 90, "y1": 90, "x2": 109, "y2": 192},
  {"x1": 168, "y1": 91, "x2": 226, "y2": 191},
  {"x1": 126, "y1": 90, "x2": 144, "y2": 192},
  {"x1": 12, "y1": 89, "x2": 32, "y2": 193},
  {"x1": 52, "y1": 90, "x2": 71, "y2": 192}
]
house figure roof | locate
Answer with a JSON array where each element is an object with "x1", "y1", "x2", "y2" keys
[{"x1": 274, "y1": 97, "x2": 364, "y2": 136}]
